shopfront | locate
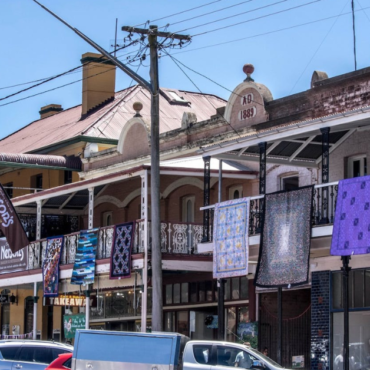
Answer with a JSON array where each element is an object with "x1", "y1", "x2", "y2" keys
[
  {"x1": 163, "y1": 273, "x2": 254, "y2": 341},
  {"x1": 331, "y1": 268, "x2": 370, "y2": 370}
]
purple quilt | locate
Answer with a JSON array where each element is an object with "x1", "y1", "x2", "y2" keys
[{"x1": 331, "y1": 175, "x2": 370, "y2": 256}]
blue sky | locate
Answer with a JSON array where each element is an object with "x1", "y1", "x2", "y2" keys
[{"x1": 0, "y1": 0, "x2": 369, "y2": 140}]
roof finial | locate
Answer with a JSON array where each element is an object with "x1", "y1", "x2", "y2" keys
[
  {"x1": 133, "y1": 101, "x2": 143, "y2": 117},
  {"x1": 243, "y1": 64, "x2": 255, "y2": 82}
]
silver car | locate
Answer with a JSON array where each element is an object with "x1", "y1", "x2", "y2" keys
[
  {"x1": 0, "y1": 340, "x2": 72, "y2": 370},
  {"x1": 183, "y1": 340, "x2": 289, "y2": 370}
]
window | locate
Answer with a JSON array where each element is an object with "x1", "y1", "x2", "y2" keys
[
  {"x1": 64, "y1": 170, "x2": 72, "y2": 184},
  {"x1": 348, "y1": 155, "x2": 367, "y2": 178},
  {"x1": 182, "y1": 196, "x2": 195, "y2": 223},
  {"x1": 166, "y1": 285, "x2": 172, "y2": 305},
  {"x1": 103, "y1": 212, "x2": 113, "y2": 226},
  {"x1": 193, "y1": 344, "x2": 213, "y2": 365},
  {"x1": 0, "y1": 346, "x2": 18, "y2": 360},
  {"x1": 281, "y1": 176, "x2": 299, "y2": 191},
  {"x1": 3, "y1": 182, "x2": 13, "y2": 199},
  {"x1": 217, "y1": 346, "x2": 254, "y2": 368},
  {"x1": 31, "y1": 174, "x2": 43, "y2": 191},
  {"x1": 63, "y1": 357, "x2": 72, "y2": 369},
  {"x1": 33, "y1": 347, "x2": 52, "y2": 364},
  {"x1": 229, "y1": 185, "x2": 243, "y2": 200}
]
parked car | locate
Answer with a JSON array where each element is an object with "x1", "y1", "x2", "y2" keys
[
  {"x1": 45, "y1": 353, "x2": 72, "y2": 370},
  {"x1": 0, "y1": 340, "x2": 73, "y2": 370}
]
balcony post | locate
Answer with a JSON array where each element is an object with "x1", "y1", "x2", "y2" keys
[
  {"x1": 320, "y1": 127, "x2": 330, "y2": 224},
  {"x1": 32, "y1": 282, "x2": 39, "y2": 340},
  {"x1": 140, "y1": 170, "x2": 148, "y2": 332},
  {"x1": 202, "y1": 156, "x2": 211, "y2": 242},
  {"x1": 36, "y1": 200, "x2": 42, "y2": 240},
  {"x1": 257, "y1": 142, "x2": 267, "y2": 233},
  {"x1": 341, "y1": 255, "x2": 351, "y2": 370},
  {"x1": 88, "y1": 187, "x2": 94, "y2": 230}
]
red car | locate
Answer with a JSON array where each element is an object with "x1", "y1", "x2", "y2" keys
[{"x1": 45, "y1": 352, "x2": 72, "y2": 370}]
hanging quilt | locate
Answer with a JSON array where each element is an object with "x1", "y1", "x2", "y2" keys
[
  {"x1": 331, "y1": 175, "x2": 370, "y2": 256},
  {"x1": 213, "y1": 197, "x2": 250, "y2": 279},
  {"x1": 43, "y1": 236, "x2": 64, "y2": 297},
  {"x1": 255, "y1": 186, "x2": 313, "y2": 288},
  {"x1": 71, "y1": 228, "x2": 99, "y2": 285},
  {"x1": 110, "y1": 222, "x2": 135, "y2": 279}
]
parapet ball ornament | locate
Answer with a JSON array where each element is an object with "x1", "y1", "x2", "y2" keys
[
  {"x1": 243, "y1": 64, "x2": 255, "y2": 81},
  {"x1": 133, "y1": 101, "x2": 143, "y2": 116}
]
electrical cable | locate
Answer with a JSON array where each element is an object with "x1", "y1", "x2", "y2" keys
[
  {"x1": 133, "y1": 0, "x2": 223, "y2": 27},
  {"x1": 0, "y1": 43, "x2": 148, "y2": 108},
  {"x1": 356, "y1": 0, "x2": 370, "y2": 24},
  {"x1": 351, "y1": 0, "x2": 357, "y2": 70},
  {"x1": 175, "y1": 0, "x2": 288, "y2": 33},
  {"x1": 157, "y1": 0, "x2": 254, "y2": 29},
  {"x1": 191, "y1": 0, "x2": 321, "y2": 37},
  {"x1": 162, "y1": 48, "x2": 243, "y2": 139},
  {"x1": 169, "y1": 6, "x2": 370, "y2": 56},
  {"x1": 289, "y1": 0, "x2": 350, "y2": 94}
]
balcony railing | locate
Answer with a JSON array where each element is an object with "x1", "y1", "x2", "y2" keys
[
  {"x1": 27, "y1": 221, "x2": 204, "y2": 270},
  {"x1": 203, "y1": 181, "x2": 339, "y2": 239}
]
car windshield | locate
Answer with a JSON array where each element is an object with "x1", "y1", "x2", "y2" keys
[{"x1": 248, "y1": 347, "x2": 283, "y2": 368}]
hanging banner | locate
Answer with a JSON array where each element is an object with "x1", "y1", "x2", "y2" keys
[
  {"x1": 255, "y1": 186, "x2": 313, "y2": 288},
  {"x1": 0, "y1": 184, "x2": 29, "y2": 253},
  {"x1": 71, "y1": 229, "x2": 99, "y2": 285},
  {"x1": 331, "y1": 175, "x2": 370, "y2": 256},
  {"x1": 63, "y1": 314, "x2": 85, "y2": 339},
  {"x1": 213, "y1": 197, "x2": 250, "y2": 279},
  {"x1": 42, "y1": 236, "x2": 64, "y2": 297},
  {"x1": 110, "y1": 222, "x2": 135, "y2": 280},
  {"x1": 0, "y1": 237, "x2": 28, "y2": 274}
]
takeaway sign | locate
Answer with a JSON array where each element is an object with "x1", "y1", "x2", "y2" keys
[
  {"x1": 0, "y1": 238, "x2": 28, "y2": 274},
  {"x1": 45, "y1": 295, "x2": 95, "y2": 307}
]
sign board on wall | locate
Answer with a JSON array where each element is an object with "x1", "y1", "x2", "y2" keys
[
  {"x1": 45, "y1": 295, "x2": 95, "y2": 307},
  {"x1": 63, "y1": 314, "x2": 85, "y2": 339},
  {"x1": 0, "y1": 238, "x2": 28, "y2": 274},
  {"x1": 292, "y1": 355, "x2": 305, "y2": 368}
]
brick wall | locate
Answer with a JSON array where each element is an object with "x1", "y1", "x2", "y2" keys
[{"x1": 311, "y1": 271, "x2": 330, "y2": 370}]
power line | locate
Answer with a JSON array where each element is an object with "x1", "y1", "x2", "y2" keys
[
  {"x1": 133, "y1": 0, "x2": 223, "y2": 27},
  {"x1": 158, "y1": 0, "x2": 254, "y2": 29},
  {"x1": 289, "y1": 1, "x2": 350, "y2": 94},
  {"x1": 169, "y1": 6, "x2": 370, "y2": 56},
  {"x1": 163, "y1": 48, "x2": 243, "y2": 139},
  {"x1": 175, "y1": 0, "x2": 288, "y2": 33},
  {"x1": 0, "y1": 44, "x2": 148, "y2": 108},
  {"x1": 0, "y1": 40, "x2": 139, "y2": 102},
  {"x1": 356, "y1": 0, "x2": 370, "y2": 24},
  {"x1": 191, "y1": 0, "x2": 321, "y2": 37}
]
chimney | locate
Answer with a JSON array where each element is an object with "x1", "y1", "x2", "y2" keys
[
  {"x1": 39, "y1": 104, "x2": 63, "y2": 119},
  {"x1": 81, "y1": 52, "x2": 116, "y2": 117}
]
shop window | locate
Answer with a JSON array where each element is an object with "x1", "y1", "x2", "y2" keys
[
  {"x1": 199, "y1": 281, "x2": 206, "y2": 302},
  {"x1": 164, "y1": 312, "x2": 175, "y2": 332},
  {"x1": 332, "y1": 269, "x2": 370, "y2": 309},
  {"x1": 347, "y1": 155, "x2": 367, "y2": 178},
  {"x1": 281, "y1": 175, "x2": 299, "y2": 191},
  {"x1": 1, "y1": 302, "x2": 10, "y2": 336},
  {"x1": 176, "y1": 311, "x2": 189, "y2": 336},
  {"x1": 165, "y1": 285, "x2": 173, "y2": 305},
  {"x1": 173, "y1": 283, "x2": 180, "y2": 304},
  {"x1": 24, "y1": 297, "x2": 34, "y2": 335},
  {"x1": 240, "y1": 277, "x2": 249, "y2": 300},
  {"x1": 3, "y1": 182, "x2": 13, "y2": 199},
  {"x1": 229, "y1": 185, "x2": 243, "y2": 200},
  {"x1": 190, "y1": 282, "x2": 197, "y2": 303},
  {"x1": 181, "y1": 283, "x2": 188, "y2": 303},
  {"x1": 232, "y1": 278, "x2": 240, "y2": 300}
]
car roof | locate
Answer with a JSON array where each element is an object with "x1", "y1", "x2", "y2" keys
[{"x1": 0, "y1": 340, "x2": 72, "y2": 349}]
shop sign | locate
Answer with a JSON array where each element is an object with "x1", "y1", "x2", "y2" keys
[
  {"x1": 0, "y1": 294, "x2": 8, "y2": 303},
  {"x1": 0, "y1": 238, "x2": 28, "y2": 274},
  {"x1": 45, "y1": 295, "x2": 95, "y2": 307},
  {"x1": 63, "y1": 314, "x2": 85, "y2": 339},
  {"x1": 292, "y1": 355, "x2": 305, "y2": 368}
]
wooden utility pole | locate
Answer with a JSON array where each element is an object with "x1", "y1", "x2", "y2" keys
[
  {"x1": 122, "y1": 25, "x2": 190, "y2": 331},
  {"x1": 32, "y1": 0, "x2": 190, "y2": 332}
]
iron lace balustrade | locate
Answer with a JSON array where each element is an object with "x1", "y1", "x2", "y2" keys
[
  {"x1": 200, "y1": 182, "x2": 339, "y2": 241},
  {"x1": 133, "y1": 220, "x2": 204, "y2": 254}
]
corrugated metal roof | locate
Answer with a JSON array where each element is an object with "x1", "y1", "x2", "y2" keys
[{"x1": 0, "y1": 85, "x2": 226, "y2": 154}]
